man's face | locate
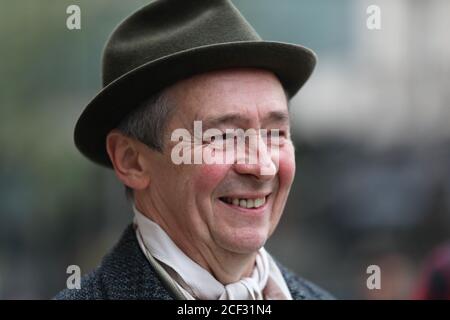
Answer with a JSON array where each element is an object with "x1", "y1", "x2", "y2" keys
[{"x1": 141, "y1": 68, "x2": 296, "y2": 255}]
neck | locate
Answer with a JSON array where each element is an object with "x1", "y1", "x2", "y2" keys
[
  {"x1": 187, "y1": 241, "x2": 257, "y2": 284},
  {"x1": 134, "y1": 195, "x2": 257, "y2": 284}
]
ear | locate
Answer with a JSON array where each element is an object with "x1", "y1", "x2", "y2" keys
[{"x1": 106, "y1": 129, "x2": 150, "y2": 191}]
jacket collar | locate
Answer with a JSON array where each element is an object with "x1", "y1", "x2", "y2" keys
[{"x1": 99, "y1": 224, "x2": 309, "y2": 300}]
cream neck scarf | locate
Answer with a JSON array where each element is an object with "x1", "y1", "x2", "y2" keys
[{"x1": 133, "y1": 205, "x2": 292, "y2": 300}]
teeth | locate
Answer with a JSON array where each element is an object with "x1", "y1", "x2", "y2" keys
[
  {"x1": 254, "y1": 198, "x2": 264, "y2": 207},
  {"x1": 224, "y1": 197, "x2": 266, "y2": 209}
]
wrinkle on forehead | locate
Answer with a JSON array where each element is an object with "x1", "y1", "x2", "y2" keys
[{"x1": 169, "y1": 68, "x2": 287, "y2": 126}]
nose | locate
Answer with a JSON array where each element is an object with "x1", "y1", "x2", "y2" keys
[{"x1": 233, "y1": 134, "x2": 278, "y2": 180}]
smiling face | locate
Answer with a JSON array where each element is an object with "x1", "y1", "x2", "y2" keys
[{"x1": 136, "y1": 68, "x2": 296, "y2": 256}]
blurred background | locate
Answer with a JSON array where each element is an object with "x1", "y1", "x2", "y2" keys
[{"x1": 1, "y1": 0, "x2": 449, "y2": 299}]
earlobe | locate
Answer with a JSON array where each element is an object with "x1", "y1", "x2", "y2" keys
[{"x1": 106, "y1": 130, "x2": 150, "y2": 191}]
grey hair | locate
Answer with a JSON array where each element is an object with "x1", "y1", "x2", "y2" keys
[{"x1": 116, "y1": 89, "x2": 175, "y2": 199}]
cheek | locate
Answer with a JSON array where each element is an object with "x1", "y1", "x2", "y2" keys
[
  {"x1": 192, "y1": 164, "x2": 230, "y2": 195},
  {"x1": 277, "y1": 146, "x2": 296, "y2": 190}
]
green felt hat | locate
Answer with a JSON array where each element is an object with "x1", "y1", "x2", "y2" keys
[{"x1": 74, "y1": 0, "x2": 317, "y2": 167}]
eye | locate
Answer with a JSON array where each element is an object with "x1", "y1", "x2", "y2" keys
[
  {"x1": 265, "y1": 129, "x2": 288, "y2": 148},
  {"x1": 212, "y1": 133, "x2": 230, "y2": 142},
  {"x1": 267, "y1": 129, "x2": 286, "y2": 138},
  {"x1": 202, "y1": 132, "x2": 229, "y2": 145},
  {"x1": 223, "y1": 132, "x2": 236, "y2": 140},
  {"x1": 209, "y1": 132, "x2": 235, "y2": 142}
]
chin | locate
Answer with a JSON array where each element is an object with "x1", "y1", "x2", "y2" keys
[{"x1": 215, "y1": 227, "x2": 269, "y2": 254}]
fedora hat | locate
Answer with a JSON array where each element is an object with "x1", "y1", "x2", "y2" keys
[{"x1": 74, "y1": 0, "x2": 317, "y2": 167}]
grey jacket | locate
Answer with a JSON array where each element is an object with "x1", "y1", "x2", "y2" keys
[{"x1": 54, "y1": 225, "x2": 333, "y2": 300}]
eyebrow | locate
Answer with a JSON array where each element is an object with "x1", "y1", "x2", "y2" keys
[{"x1": 201, "y1": 110, "x2": 290, "y2": 129}]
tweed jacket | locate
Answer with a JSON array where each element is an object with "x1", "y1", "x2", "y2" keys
[{"x1": 55, "y1": 225, "x2": 333, "y2": 300}]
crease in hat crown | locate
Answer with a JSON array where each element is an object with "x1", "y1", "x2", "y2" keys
[
  {"x1": 102, "y1": 0, "x2": 262, "y2": 87},
  {"x1": 74, "y1": 0, "x2": 317, "y2": 167}
]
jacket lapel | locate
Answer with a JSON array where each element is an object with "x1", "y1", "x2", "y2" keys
[{"x1": 99, "y1": 225, "x2": 176, "y2": 300}]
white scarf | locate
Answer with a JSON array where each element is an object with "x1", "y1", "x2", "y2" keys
[{"x1": 133, "y1": 206, "x2": 292, "y2": 300}]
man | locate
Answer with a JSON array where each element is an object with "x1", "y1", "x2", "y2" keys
[{"x1": 56, "y1": 0, "x2": 333, "y2": 300}]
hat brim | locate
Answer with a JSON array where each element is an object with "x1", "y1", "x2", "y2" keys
[{"x1": 74, "y1": 40, "x2": 317, "y2": 167}]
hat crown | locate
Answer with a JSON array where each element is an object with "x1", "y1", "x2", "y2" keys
[{"x1": 102, "y1": 0, "x2": 261, "y2": 87}]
